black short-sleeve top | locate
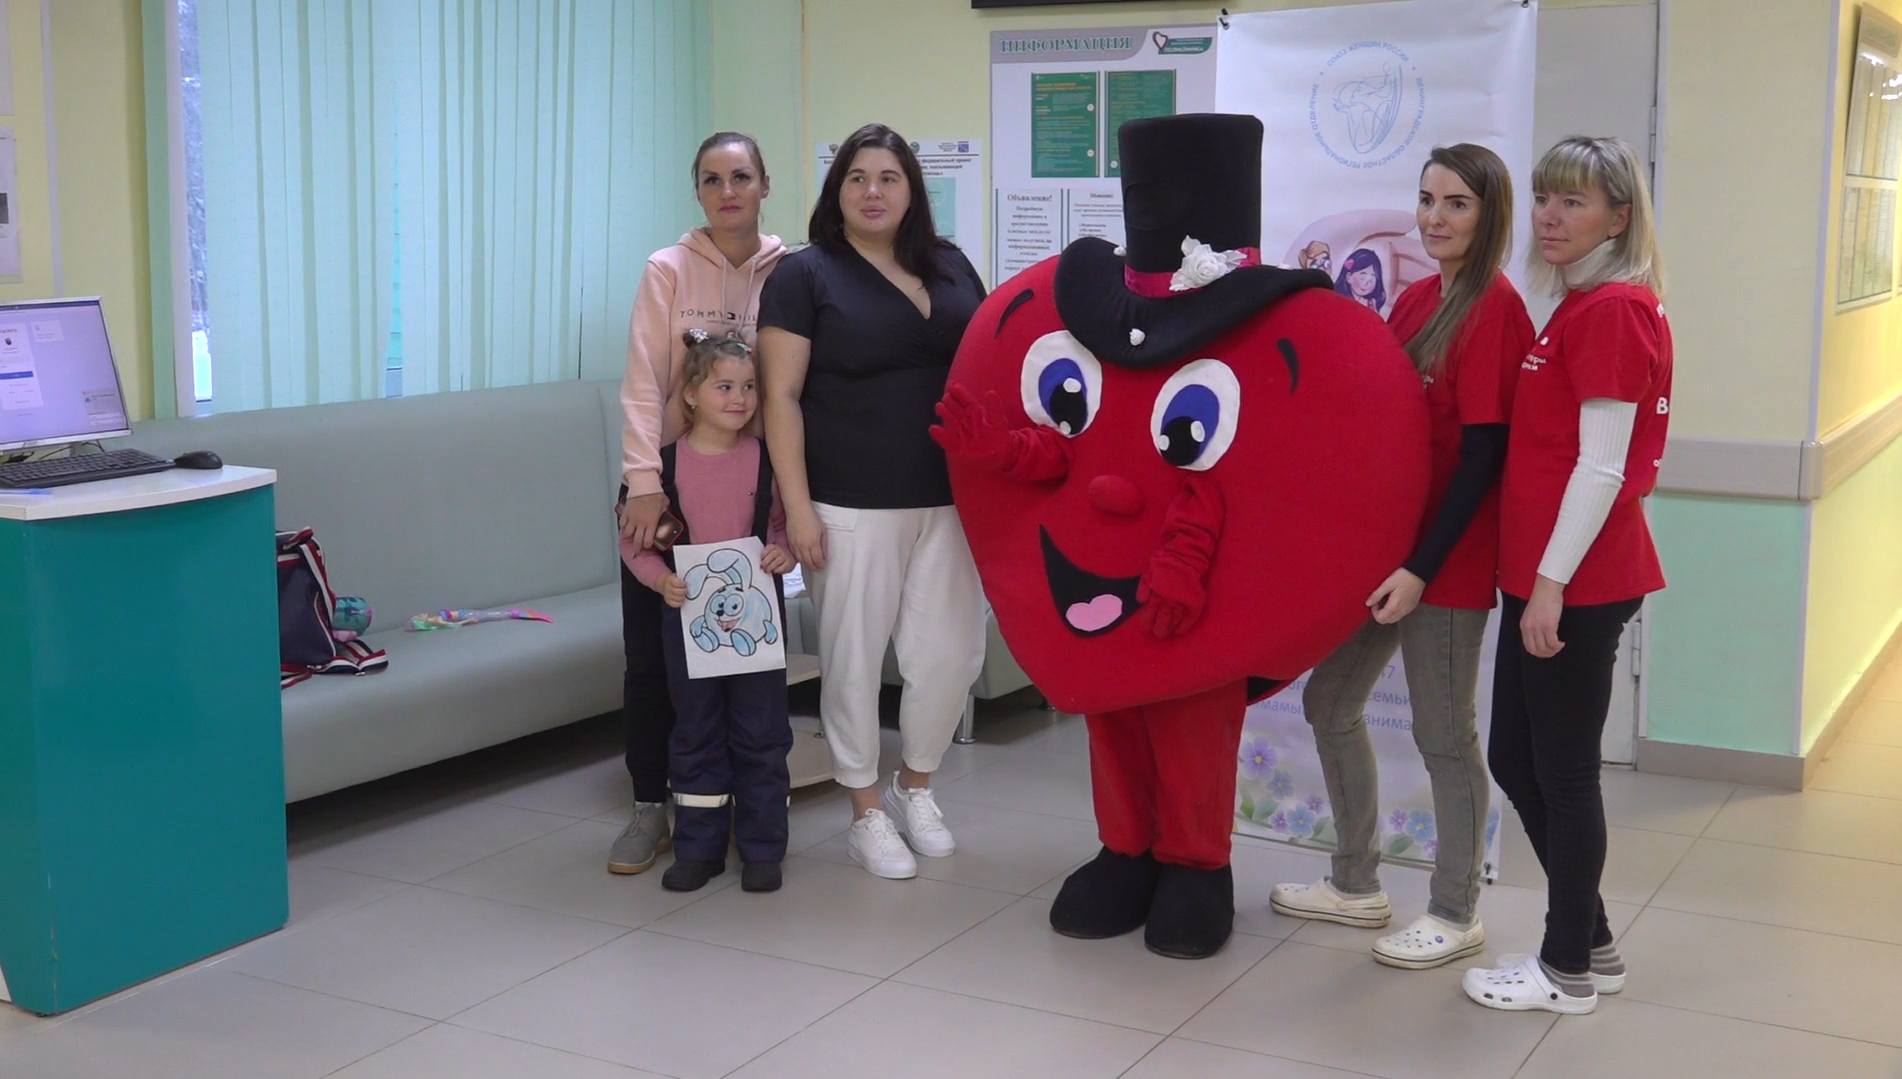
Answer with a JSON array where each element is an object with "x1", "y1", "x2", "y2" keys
[{"x1": 759, "y1": 241, "x2": 987, "y2": 509}]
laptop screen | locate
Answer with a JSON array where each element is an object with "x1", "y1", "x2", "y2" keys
[{"x1": 0, "y1": 298, "x2": 132, "y2": 452}]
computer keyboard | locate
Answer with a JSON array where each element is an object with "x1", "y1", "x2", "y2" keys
[{"x1": 0, "y1": 448, "x2": 176, "y2": 489}]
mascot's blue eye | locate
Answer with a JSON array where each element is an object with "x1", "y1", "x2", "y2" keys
[
  {"x1": 1021, "y1": 332, "x2": 1103, "y2": 437},
  {"x1": 1157, "y1": 385, "x2": 1220, "y2": 466},
  {"x1": 1038, "y1": 360, "x2": 1091, "y2": 436},
  {"x1": 1151, "y1": 359, "x2": 1242, "y2": 471}
]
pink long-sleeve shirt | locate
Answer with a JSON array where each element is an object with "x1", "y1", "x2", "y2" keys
[
  {"x1": 619, "y1": 228, "x2": 787, "y2": 498},
  {"x1": 624, "y1": 436, "x2": 790, "y2": 589}
]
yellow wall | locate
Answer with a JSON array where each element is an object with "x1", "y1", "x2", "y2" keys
[
  {"x1": 709, "y1": 0, "x2": 803, "y2": 243},
  {"x1": 1805, "y1": 434, "x2": 1902, "y2": 750},
  {"x1": 0, "y1": 2, "x2": 59, "y2": 308},
  {"x1": 1658, "y1": 0, "x2": 1833, "y2": 443},
  {"x1": 0, "y1": 1, "x2": 151, "y2": 420},
  {"x1": 50, "y1": 0, "x2": 151, "y2": 421},
  {"x1": 1803, "y1": 0, "x2": 1902, "y2": 753}
]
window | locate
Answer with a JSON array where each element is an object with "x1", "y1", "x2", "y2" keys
[
  {"x1": 179, "y1": 0, "x2": 209, "y2": 403},
  {"x1": 160, "y1": 0, "x2": 711, "y2": 415}
]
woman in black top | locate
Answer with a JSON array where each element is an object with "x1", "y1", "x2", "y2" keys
[{"x1": 760, "y1": 124, "x2": 989, "y2": 881}]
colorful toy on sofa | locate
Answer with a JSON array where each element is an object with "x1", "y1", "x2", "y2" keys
[{"x1": 408, "y1": 607, "x2": 554, "y2": 632}]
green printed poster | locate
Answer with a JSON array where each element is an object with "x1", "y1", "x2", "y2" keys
[
  {"x1": 1104, "y1": 70, "x2": 1176, "y2": 177},
  {"x1": 1032, "y1": 72, "x2": 1099, "y2": 178},
  {"x1": 925, "y1": 176, "x2": 957, "y2": 237}
]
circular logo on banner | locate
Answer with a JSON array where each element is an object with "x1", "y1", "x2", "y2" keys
[{"x1": 1309, "y1": 42, "x2": 1427, "y2": 170}]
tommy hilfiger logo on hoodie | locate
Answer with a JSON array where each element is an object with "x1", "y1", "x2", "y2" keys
[{"x1": 680, "y1": 308, "x2": 757, "y2": 324}]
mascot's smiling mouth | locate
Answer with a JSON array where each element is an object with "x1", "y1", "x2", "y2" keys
[{"x1": 1041, "y1": 527, "x2": 1142, "y2": 636}]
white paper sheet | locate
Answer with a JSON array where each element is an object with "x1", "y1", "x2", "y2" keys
[
  {"x1": 675, "y1": 536, "x2": 788, "y2": 680},
  {"x1": 0, "y1": 128, "x2": 20, "y2": 278}
]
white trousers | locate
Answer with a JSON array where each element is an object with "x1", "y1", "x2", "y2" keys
[{"x1": 808, "y1": 503, "x2": 987, "y2": 789}]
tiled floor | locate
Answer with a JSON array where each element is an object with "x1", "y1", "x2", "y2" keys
[{"x1": 7, "y1": 679, "x2": 1902, "y2": 1079}]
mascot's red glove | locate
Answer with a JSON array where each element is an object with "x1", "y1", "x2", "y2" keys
[
  {"x1": 932, "y1": 381, "x2": 1071, "y2": 482},
  {"x1": 1138, "y1": 476, "x2": 1223, "y2": 638}
]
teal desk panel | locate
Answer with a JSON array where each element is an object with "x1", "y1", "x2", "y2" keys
[{"x1": 0, "y1": 484, "x2": 287, "y2": 1014}]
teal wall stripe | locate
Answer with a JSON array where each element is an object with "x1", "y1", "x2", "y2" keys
[{"x1": 1645, "y1": 493, "x2": 1809, "y2": 756}]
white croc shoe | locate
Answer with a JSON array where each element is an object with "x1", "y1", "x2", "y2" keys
[
  {"x1": 1269, "y1": 879, "x2": 1393, "y2": 928},
  {"x1": 881, "y1": 774, "x2": 956, "y2": 857},
  {"x1": 1373, "y1": 914, "x2": 1486, "y2": 970},
  {"x1": 1495, "y1": 951, "x2": 1625, "y2": 995},
  {"x1": 1589, "y1": 951, "x2": 1626, "y2": 995},
  {"x1": 1463, "y1": 954, "x2": 1597, "y2": 1015}
]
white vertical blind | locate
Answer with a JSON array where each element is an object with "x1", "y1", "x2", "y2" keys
[{"x1": 195, "y1": 0, "x2": 709, "y2": 412}]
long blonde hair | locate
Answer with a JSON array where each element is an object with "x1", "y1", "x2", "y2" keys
[
  {"x1": 1406, "y1": 144, "x2": 1515, "y2": 375},
  {"x1": 1527, "y1": 136, "x2": 1665, "y2": 299}
]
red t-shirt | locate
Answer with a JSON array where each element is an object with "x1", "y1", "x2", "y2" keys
[
  {"x1": 1499, "y1": 282, "x2": 1672, "y2": 605},
  {"x1": 1386, "y1": 273, "x2": 1532, "y2": 609}
]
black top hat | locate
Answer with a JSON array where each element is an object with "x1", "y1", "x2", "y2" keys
[{"x1": 1054, "y1": 113, "x2": 1330, "y2": 369}]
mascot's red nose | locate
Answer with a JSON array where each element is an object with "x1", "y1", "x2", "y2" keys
[{"x1": 1087, "y1": 474, "x2": 1147, "y2": 518}]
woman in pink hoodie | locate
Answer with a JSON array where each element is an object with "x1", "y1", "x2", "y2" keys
[{"x1": 609, "y1": 132, "x2": 788, "y2": 876}]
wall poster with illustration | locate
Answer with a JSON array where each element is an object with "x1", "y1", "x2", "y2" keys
[
  {"x1": 1216, "y1": 0, "x2": 1535, "y2": 322},
  {"x1": 672, "y1": 537, "x2": 787, "y2": 680}
]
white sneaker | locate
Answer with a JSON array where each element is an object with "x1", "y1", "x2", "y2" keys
[
  {"x1": 1269, "y1": 879, "x2": 1393, "y2": 928},
  {"x1": 1373, "y1": 914, "x2": 1486, "y2": 970},
  {"x1": 1463, "y1": 953, "x2": 1597, "y2": 1015},
  {"x1": 847, "y1": 808, "x2": 918, "y2": 880},
  {"x1": 881, "y1": 773, "x2": 956, "y2": 857}
]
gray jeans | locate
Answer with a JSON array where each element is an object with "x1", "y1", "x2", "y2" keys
[{"x1": 1301, "y1": 603, "x2": 1491, "y2": 926}]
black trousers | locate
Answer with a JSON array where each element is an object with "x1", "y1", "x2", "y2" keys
[
  {"x1": 621, "y1": 556, "x2": 675, "y2": 804},
  {"x1": 661, "y1": 606, "x2": 792, "y2": 864},
  {"x1": 1489, "y1": 592, "x2": 1642, "y2": 974}
]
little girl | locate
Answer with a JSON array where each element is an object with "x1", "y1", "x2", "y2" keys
[{"x1": 625, "y1": 329, "x2": 795, "y2": 894}]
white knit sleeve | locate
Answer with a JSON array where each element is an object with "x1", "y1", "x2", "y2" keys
[{"x1": 1536, "y1": 399, "x2": 1638, "y2": 585}]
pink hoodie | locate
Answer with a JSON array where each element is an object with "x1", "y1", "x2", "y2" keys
[{"x1": 619, "y1": 228, "x2": 788, "y2": 497}]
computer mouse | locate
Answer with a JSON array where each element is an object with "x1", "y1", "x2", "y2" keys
[{"x1": 173, "y1": 450, "x2": 223, "y2": 470}]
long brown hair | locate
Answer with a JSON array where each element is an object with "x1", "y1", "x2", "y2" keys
[
  {"x1": 1406, "y1": 144, "x2": 1515, "y2": 374},
  {"x1": 809, "y1": 124, "x2": 953, "y2": 281}
]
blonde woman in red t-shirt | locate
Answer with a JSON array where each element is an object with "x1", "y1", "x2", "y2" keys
[
  {"x1": 1271, "y1": 144, "x2": 1533, "y2": 971},
  {"x1": 1463, "y1": 137, "x2": 1672, "y2": 1016}
]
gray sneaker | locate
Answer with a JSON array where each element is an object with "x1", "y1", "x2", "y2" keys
[{"x1": 608, "y1": 801, "x2": 671, "y2": 874}]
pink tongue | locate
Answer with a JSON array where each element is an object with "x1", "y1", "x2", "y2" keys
[{"x1": 1065, "y1": 594, "x2": 1125, "y2": 632}]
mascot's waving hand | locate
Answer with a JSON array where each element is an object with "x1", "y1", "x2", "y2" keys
[{"x1": 933, "y1": 114, "x2": 1430, "y2": 959}]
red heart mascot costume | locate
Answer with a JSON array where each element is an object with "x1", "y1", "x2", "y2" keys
[{"x1": 932, "y1": 114, "x2": 1430, "y2": 958}]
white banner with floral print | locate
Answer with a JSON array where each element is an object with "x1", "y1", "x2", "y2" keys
[
  {"x1": 1217, "y1": 0, "x2": 1533, "y2": 878},
  {"x1": 1236, "y1": 613, "x2": 1505, "y2": 882}
]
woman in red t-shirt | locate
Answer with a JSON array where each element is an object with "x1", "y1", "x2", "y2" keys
[
  {"x1": 1271, "y1": 144, "x2": 1532, "y2": 970},
  {"x1": 1463, "y1": 137, "x2": 1671, "y2": 1017}
]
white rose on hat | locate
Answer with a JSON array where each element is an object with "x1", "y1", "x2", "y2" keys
[{"x1": 1170, "y1": 237, "x2": 1247, "y2": 293}]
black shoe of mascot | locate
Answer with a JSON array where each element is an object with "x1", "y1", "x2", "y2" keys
[
  {"x1": 1143, "y1": 863, "x2": 1234, "y2": 960},
  {"x1": 1049, "y1": 846, "x2": 1160, "y2": 940}
]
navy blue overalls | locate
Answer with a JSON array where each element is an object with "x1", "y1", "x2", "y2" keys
[{"x1": 658, "y1": 442, "x2": 793, "y2": 865}]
